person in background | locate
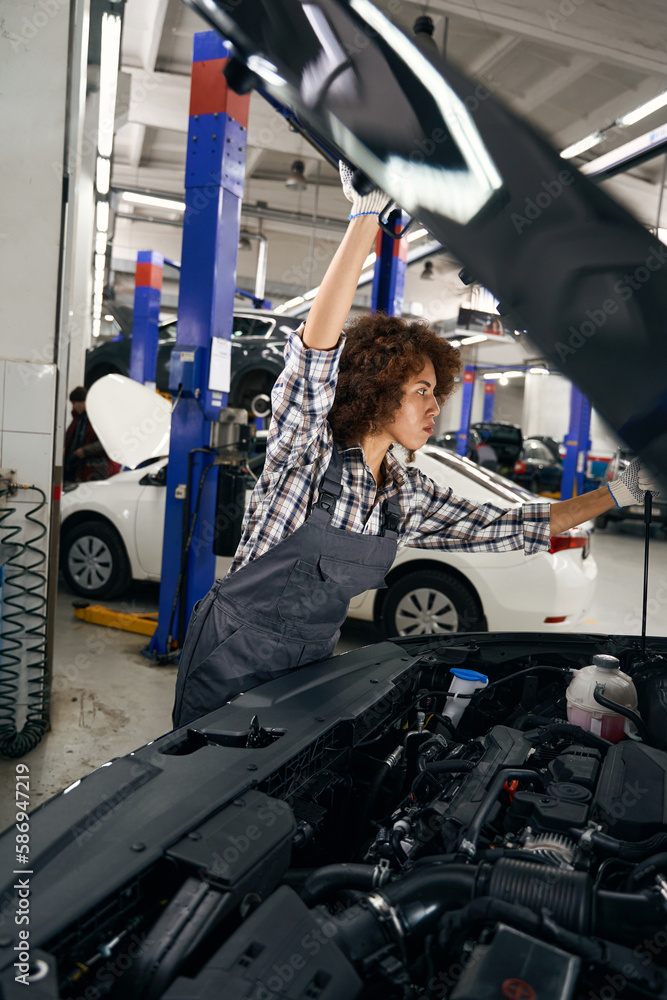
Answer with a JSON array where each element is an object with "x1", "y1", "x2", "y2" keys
[{"x1": 64, "y1": 386, "x2": 120, "y2": 484}]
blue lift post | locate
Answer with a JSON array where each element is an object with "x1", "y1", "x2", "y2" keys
[
  {"x1": 130, "y1": 251, "x2": 163, "y2": 385},
  {"x1": 370, "y1": 211, "x2": 408, "y2": 316},
  {"x1": 457, "y1": 367, "x2": 475, "y2": 457},
  {"x1": 560, "y1": 384, "x2": 591, "y2": 499},
  {"x1": 149, "y1": 31, "x2": 249, "y2": 659},
  {"x1": 482, "y1": 380, "x2": 495, "y2": 422}
]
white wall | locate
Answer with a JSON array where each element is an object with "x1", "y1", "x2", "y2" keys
[{"x1": 0, "y1": 0, "x2": 75, "y2": 725}]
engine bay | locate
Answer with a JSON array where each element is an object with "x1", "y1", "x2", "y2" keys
[{"x1": 3, "y1": 633, "x2": 667, "y2": 1000}]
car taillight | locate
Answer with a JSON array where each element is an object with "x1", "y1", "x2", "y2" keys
[
  {"x1": 514, "y1": 460, "x2": 527, "y2": 474},
  {"x1": 549, "y1": 534, "x2": 588, "y2": 553}
]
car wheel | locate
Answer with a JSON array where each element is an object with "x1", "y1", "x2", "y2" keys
[
  {"x1": 230, "y1": 371, "x2": 277, "y2": 418},
  {"x1": 379, "y1": 570, "x2": 485, "y2": 638},
  {"x1": 61, "y1": 521, "x2": 131, "y2": 600}
]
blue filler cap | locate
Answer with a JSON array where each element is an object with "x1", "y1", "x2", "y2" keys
[{"x1": 450, "y1": 668, "x2": 488, "y2": 683}]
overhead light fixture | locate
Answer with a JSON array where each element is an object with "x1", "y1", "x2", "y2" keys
[
  {"x1": 449, "y1": 339, "x2": 461, "y2": 348},
  {"x1": 413, "y1": 14, "x2": 439, "y2": 56},
  {"x1": 303, "y1": 285, "x2": 320, "y2": 300},
  {"x1": 502, "y1": 371, "x2": 524, "y2": 378},
  {"x1": 499, "y1": 376, "x2": 509, "y2": 386},
  {"x1": 95, "y1": 231, "x2": 107, "y2": 255},
  {"x1": 280, "y1": 295, "x2": 306, "y2": 311},
  {"x1": 560, "y1": 131, "x2": 604, "y2": 159},
  {"x1": 96, "y1": 156, "x2": 111, "y2": 195},
  {"x1": 460, "y1": 334, "x2": 487, "y2": 346},
  {"x1": 407, "y1": 227, "x2": 429, "y2": 242},
  {"x1": 483, "y1": 372, "x2": 502, "y2": 380},
  {"x1": 528, "y1": 366, "x2": 550, "y2": 375},
  {"x1": 96, "y1": 200, "x2": 110, "y2": 233},
  {"x1": 104, "y1": 313, "x2": 114, "y2": 322},
  {"x1": 121, "y1": 191, "x2": 186, "y2": 212},
  {"x1": 98, "y1": 12, "x2": 122, "y2": 159},
  {"x1": 618, "y1": 90, "x2": 667, "y2": 127},
  {"x1": 420, "y1": 261, "x2": 435, "y2": 280},
  {"x1": 361, "y1": 252, "x2": 376, "y2": 271},
  {"x1": 286, "y1": 160, "x2": 307, "y2": 191}
]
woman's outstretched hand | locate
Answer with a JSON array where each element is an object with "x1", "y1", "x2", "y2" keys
[{"x1": 339, "y1": 161, "x2": 392, "y2": 220}]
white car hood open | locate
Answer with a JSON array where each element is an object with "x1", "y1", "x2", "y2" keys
[{"x1": 86, "y1": 374, "x2": 171, "y2": 469}]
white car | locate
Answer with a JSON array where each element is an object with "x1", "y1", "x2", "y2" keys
[{"x1": 60, "y1": 442, "x2": 597, "y2": 637}]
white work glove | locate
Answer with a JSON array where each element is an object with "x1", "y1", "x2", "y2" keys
[
  {"x1": 608, "y1": 457, "x2": 661, "y2": 508},
  {"x1": 339, "y1": 161, "x2": 391, "y2": 220}
]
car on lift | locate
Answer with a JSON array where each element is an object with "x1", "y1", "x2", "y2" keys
[
  {"x1": 84, "y1": 310, "x2": 303, "y2": 416},
  {"x1": 431, "y1": 422, "x2": 523, "y2": 475},
  {"x1": 59, "y1": 438, "x2": 597, "y2": 637}
]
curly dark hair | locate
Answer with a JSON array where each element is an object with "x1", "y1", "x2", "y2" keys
[{"x1": 328, "y1": 312, "x2": 461, "y2": 455}]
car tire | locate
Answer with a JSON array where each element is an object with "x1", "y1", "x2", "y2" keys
[
  {"x1": 379, "y1": 569, "x2": 485, "y2": 638},
  {"x1": 61, "y1": 520, "x2": 131, "y2": 600},
  {"x1": 230, "y1": 370, "x2": 278, "y2": 418}
]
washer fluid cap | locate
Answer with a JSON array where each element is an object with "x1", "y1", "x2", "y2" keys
[
  {"x1": 593, "y1": 654, "x2": 620, "y2": 670},
  {"x1": 450, "y1": 668, "x2": 488, "y2": 683}
]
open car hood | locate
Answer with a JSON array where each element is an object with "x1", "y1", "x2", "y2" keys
[
  {"x1": 186, "y1": 0, "x2": 667, "y2": 486},
  {"x1": 86, "y1": 374, "x2": 171, "y2": 469}
]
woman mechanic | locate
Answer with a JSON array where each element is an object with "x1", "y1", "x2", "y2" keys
[{"x1": 172, "y1": 166, "x2": 660, "y2": 728}]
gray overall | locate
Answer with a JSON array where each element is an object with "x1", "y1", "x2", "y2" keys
[{"x1": 172, "y1": 440, "x2": 401, "y2": 728}]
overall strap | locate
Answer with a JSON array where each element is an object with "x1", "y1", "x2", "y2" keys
[
  {"x1": 380, "y1": 496, "x2": 402, "y2": 537},
  {"x1": 310, "y1": 436, "x2": 344, "y2": 518}
]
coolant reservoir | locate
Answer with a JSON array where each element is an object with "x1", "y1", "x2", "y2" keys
[{"x1": 566, "y1": 654, "x2": 639, "y2": 743}]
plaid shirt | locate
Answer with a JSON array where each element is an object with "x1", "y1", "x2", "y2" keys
[{"x1": 229, "y1": 330, "x2": 552, "y2": 574}]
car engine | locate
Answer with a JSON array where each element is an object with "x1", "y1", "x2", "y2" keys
[{"x1": 2, "y1": 633, "x2": 667, "y2": 1000}]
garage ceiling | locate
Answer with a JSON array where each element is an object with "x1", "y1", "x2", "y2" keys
[{"x1": 111, "y1": 0, "x2": 667, "y2": 323}]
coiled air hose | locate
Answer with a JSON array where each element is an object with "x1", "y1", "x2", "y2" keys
[{"x1": 0, "y1": 485, "x2": 50, "y2": 757}]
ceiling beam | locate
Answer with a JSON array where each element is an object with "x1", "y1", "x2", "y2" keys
[
  {"x1": 512, "y1": 54, "x2": 598, "y2": 114},
  {"x1": 467, "y1": 33, "x2": 519, "y2": 76},
  {"x1": 425, "y1": 0, "x2": 667, "y2": 75}
]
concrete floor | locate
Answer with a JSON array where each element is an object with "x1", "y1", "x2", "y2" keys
[{"x1": 1, "y1": 521, "x2": 665, "y2": 832}]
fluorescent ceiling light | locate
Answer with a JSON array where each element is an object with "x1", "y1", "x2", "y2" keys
[
  {"x1": 460, "y1": 334, "x2": 487, "y2": 345},
  {"x1": 96, "y1": 200, "x2": 109, "y2": 233},
  {"x1": 499, "y1": 376, "x2": 508, "y2": 386},
  {"x1": 483, "y1": 372, "x2": 502, "y2": 379},
  {"x1": 303, "y1": 286, "x2": 320, "y2": 300},
  {"x1": 407, "y1": 227, "x2": 429, "y2": 242},
  {"x1": 362, "y1": 252, "x2": 376, "y2": 270},
  {"x1": 104, "y1": 314, "x2": 115, "y2": 322},
  {"x1": 95, "y1": 231, "x2": 107, "y2": 255},
  {"x1": 279, "y1": 296, "x2": 306, "y2": 311},
  {"x1": 618, "y1": 90, "x2": 667, "y2": 127},
  {"x1": 98, "y1": 12, "x2": 122, "y2": 158},
  {"x1": 528, "y1": 367, "x2": 550, "y2": 375},
  {"x1": 121, "y1": 191, "x2": 186, "y2": 212},
  {"x1": 449, "y1": 339, "x2": 461, "y2": 348},
  {"x1": 96, "y1": 156, "x2": 111, "y2": 195},
  {"x1": 560, "y1": 131, "x2": 603, "y2": 159},
  {"x1": 503, "y1": 370, "x2": 524, "y2": 378}
]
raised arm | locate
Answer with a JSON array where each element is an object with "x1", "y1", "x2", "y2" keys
[
  {"x1": 302, "y1": 216, "x2": 378, "y2": 350},
  {"x1": 302, "y1": 164, "x2": 389, "y2": 350}
]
